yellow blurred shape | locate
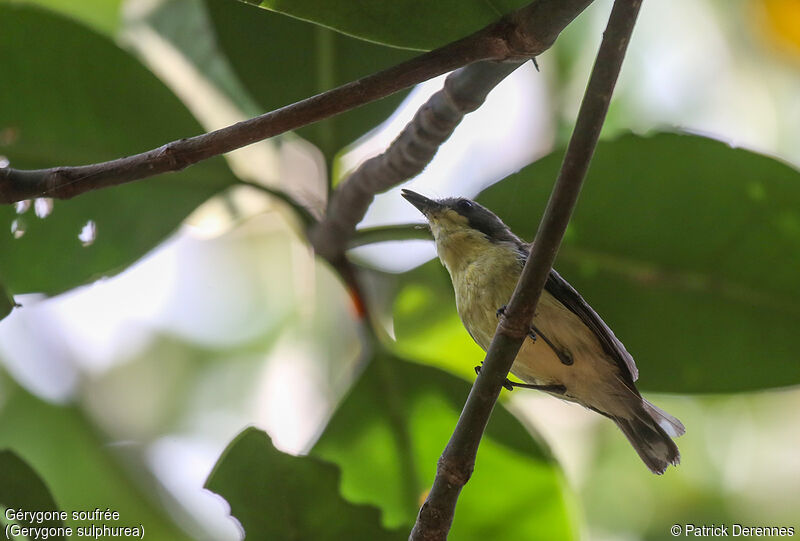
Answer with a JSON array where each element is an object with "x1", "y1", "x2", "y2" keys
[{"x1": 753, "y1": 0, "x2": 800, "y2": 60}]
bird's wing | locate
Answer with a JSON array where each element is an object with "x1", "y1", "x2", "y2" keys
[{"x1": 544, "y1": 268, "x2": 640, "y2": 383}]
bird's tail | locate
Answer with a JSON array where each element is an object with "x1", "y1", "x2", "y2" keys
[{"x1": 612, "y1": 399, "x2": 685, "y2": 475}]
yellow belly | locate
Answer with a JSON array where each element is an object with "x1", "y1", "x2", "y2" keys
[{"x1": 449, "y1": 250, "x2": 631, "y2": 416}]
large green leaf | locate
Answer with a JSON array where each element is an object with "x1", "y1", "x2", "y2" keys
[
  {"x1": 0, "y1": 0, "x2": 122, "y2": 35},
  {"x1": 0, "y1": 450, "x2": 65, "y2": 540},
  {"x1": 0, "y1": 381, "x2": 190, "y2": 539},
  {"x1": 393, "y1": 260, "x2": 487, "y2": 382},
  {"x1": 205, "y1": 0, "x2": 413, "y2": 162},
  {"x1": 205, "y1": 428, "x2": 406, "y2": 541},
  {"x1": 312, "y1": 354, "x2": 576, "y2": 540},
  {"x1": 242, "y1": 0, "x2": 529, "y2": 51},
  {"x1": 395, "y1": 132, "x2": 800, "y2": 393},
  {"x1": 0, "y1": 5, "x2": 235, "y2": 296},
  {"x1": 143, "y1": 0, "x2": 261, "y2": 115}
]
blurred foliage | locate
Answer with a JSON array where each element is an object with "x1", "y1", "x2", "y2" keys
[
  {"x1": 393, "y1": 260, "x2": 486, "y2": 381},
  {"x1": 395, "y1": 132, "x2": 800, "y2": 393},
  {"x1": 312, "y1": 353, "x2": 575, "y2": 539},
  {"x1": 242, "y1": 0, "x2": 529, "y2": 51},
  {"x1": 0, "y1": 0, "x2": 122, "y2": 35},
  {"x1": 0, "y1": 450, "x2": 65, "y2": 539},
  {"x1": 0, "y1": 379, "x2": 191, "y2": 539},
  {"x1": 0, "y1": 4, "x2": 236, "y2": 296},
  {"x1": 1, "y1": 1, "x2": 800, "y2": 541},
  {"x1": 206, "y1": 428, "x2": 407, "y2": 540},
  {"x1": 0, "y1": 283, "x2": 13, "y2": 322},
  {"x1": 205, "y1": 0, "x2": 414, "y2": 163},
  {"x1": 141, "y1": 0, "x2": 262, "y2": 116}
]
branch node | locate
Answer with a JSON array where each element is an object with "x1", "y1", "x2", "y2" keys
[
  {"x1": 437, "y1": 455, "x2": 474, "y2": 488},
  {"x1": 442, "y1": 77, "x2": 485, "y2": 114},
  {"x1": 496, "y1": 313, "x2": 532, "y2": 340},
  {"x1": 504, "y1": 12, "x2": 554, "y2": 59},
  {"x1": 158, "y1": 140, "x2": 191, "y2": 171}
]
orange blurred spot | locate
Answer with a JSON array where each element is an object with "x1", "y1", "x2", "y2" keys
[
  {"x1": 418, "y1": 488, "x2": 430, "y2": 507},
  {"x1": 348, "y1": 287, "x2": 367, "y2": 320}
]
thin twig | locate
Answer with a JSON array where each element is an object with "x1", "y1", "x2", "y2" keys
[
  {"x1": 408, "y1": 1, "x2": 643, "y2": 539},
  {"x1": 0, "y1": 0, "x2": 578, "y2": 205},
  {"x1": 311, "y1": 0, "x2": 595, "y2": 261},
  {"x1": 235, "y1": 180, "x2": 317, "y2": 227},
  {"x1": 348, "y1": 223, "x2": 431, "y2": 248}
]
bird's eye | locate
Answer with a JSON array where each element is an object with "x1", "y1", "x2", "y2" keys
[{"x1": 456, "y1": 200, "x2": 473, "y2": 212}]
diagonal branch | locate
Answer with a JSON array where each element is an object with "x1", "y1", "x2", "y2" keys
[
  {"x1": 309, "y1": 60, "x2": 521, "y2": 260},
  {"x1": 0, "y1": 0, "x2": 587, "y2": 205},
  {"x1": 408, "y1": 1, "x2": 644, "y2": 539},
  {"x1": 310, "y1": 0, "x2": 594, "y2": 261}
]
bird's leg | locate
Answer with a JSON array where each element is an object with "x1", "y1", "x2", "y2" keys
[
  {"x1": 476, "y1": 364, "x2": 566, "y2": 394},
  {"x1": 506, "y1": 381, "x2": 566, "y2": 394},
  {"x1": 474, "y1": 364, "x2": 515, "y2": 391},
  {"x1": 530, "y1": 324, "x2": 573, "y2": 366}
]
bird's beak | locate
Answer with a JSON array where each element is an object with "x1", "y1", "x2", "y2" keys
[{"x1": 401, "y1": 189, "x2": 441, "y2": 216}]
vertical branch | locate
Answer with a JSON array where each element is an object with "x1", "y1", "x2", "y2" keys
[{"x1": 408, "y1": 1, "x2": 644, "y2": 539}]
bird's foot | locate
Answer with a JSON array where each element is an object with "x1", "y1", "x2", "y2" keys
[
  {"x1": 496, "y1": 305, "x2": 507, "y2": 319},
  {"x1": 474, "y1": 364, "x2": 515, "y2": 391}
]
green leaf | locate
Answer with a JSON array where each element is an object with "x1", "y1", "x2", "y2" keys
[
  {"x1": 242, "y1": 0, "x2": 529, "y2": 51},
  {"x1": 394, "y1": 261, "x2": 488, "y2": 382},
  {"x1": 0, "y1": 450, "x2": 66, "y2": 540},
  {"x1": 0, "y1": 381, "x2": 191, "y2": 539},
  {"x1": 312, "y1": 354, "x2": 576, "y2": 540},
  {"x1": 205, "y1": 428, "x2": 406, "y2": 541},
  {"x1": 0, "y1": 281, "x2": 14, "y2": 322},
  {"x1": 0, "y1": 5, "x2": 236, "y2": 296},
  {"x1": 397, "y1": 132, "x2": 800, "y2": 393},
  {"x1": 0, "y1": 0, "x2": 122, "y2": 35},
  {"x1": 143, "y1": 0, "x2": 261, "y2": 115},
  {"x1": 205, "y1": 0, "x2": 414, "y2": 162}
]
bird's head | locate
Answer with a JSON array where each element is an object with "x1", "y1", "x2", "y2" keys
[{"x1": 401, "y1": 189, "x2": 524, "y2": 271}]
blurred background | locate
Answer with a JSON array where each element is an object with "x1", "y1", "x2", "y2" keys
[{"x1": 1, "y1": 0, "x2": 800, "y2": 539}]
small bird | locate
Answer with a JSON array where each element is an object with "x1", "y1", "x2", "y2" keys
[{"x1": 401, "y1": 189, "x2": 684, "y2": 474}]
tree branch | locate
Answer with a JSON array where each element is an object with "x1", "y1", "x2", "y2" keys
[
  {"x1": 309, "y1": 60, "x2": 520, "y2": 260},
  {"x1": 408, "y1": 1, "x2": 643, "y2": 539},
  {"x1": 310, "y1": 0, "x2": 594, "y2": 261},
  {"x1": 349, "y1": 223, "x2": 431, "y2": 248},
  {"x1": 0, "y1": 0, "x2": 583, "y2": 205}
]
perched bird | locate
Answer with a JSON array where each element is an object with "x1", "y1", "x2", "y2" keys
[{"x1": 401, "y1": 189, "x2": 684, "y2": 474}]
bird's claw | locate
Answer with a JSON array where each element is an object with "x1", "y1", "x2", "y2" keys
[{"x1": 475, "y1": 364, "x2": 515, "y2": 392}]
